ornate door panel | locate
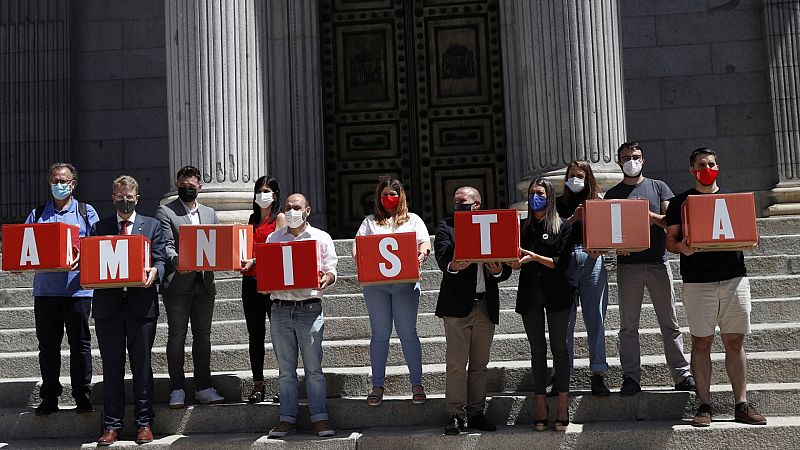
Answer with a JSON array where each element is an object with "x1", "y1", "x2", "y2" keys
[{"x1": 320, "y1": 0, "x2": 507, "y2": 237}]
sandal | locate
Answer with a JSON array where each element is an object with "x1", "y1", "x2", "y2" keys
[
  {"x1": 367, "y1": 387, "x2": 384, "y2": 406},
  {"x1": 534, "y1": 404, "x2": 549, "y2": 432},
  {"x1": 412, "y1": 385, "x2": 426, "y2": 404},
  {"x1": 554, "y1": 411, "x2": 570, "y2": 432}
]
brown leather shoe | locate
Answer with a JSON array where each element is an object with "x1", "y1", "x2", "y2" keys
[
  {"x1": 691, "y1": 403, "x2": 713, "y2": 427},
  {"x1": 97, "y1": 428, "x2": 119, "y2": 446},
  {"x1": 136, "y1": 425, "x2": 154, "y2": 444},
  {"x1": 735, "y1": 402, "x2": 767, "y2": 425}
]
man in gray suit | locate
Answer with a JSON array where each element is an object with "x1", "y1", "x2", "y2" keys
[{"x1": 156, "y1": 165, "x2": 225, "y2": 408}]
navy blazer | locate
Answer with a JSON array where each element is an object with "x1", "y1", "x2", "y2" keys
[{"x1": 89, "y1": 213, "x2": 166, "y2": 320}]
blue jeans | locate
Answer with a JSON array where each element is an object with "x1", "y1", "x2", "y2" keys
[
  {"x1": 270, "y1": 300, "x2": 328, "y2": 423},
  {"x1": 566, "y1": 245, "x2": 609, "y2": 373},
  {"x1": 363, "y1": 283, "x2": 423, "y2": 387}
]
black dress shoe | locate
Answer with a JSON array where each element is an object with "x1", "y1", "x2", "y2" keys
[
  {"x1": 468, "y1": 413, "x2": 497, "y2": 432},
  {"x1": 35, "y1": 398, "x2": 59, "y2": 416},
  {"x1": 75, "y1": 399, "x2": 94, "y2": 414},
  {"x1": 444, "y1": 415, "x2": 465, "y2": 435}
]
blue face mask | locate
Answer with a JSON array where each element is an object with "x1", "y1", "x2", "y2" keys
[
  {"x1": 529, "y1": 193, "x2": 547, "y2": 212},
  {"x1": 51, "y1": 182, "x2": 72, "y2": 201}
]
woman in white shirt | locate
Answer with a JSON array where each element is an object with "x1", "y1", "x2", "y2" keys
[{"x1": 354, "y1": 177, "x2": 432, "y2": 406}]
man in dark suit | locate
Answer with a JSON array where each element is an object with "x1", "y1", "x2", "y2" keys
[
  {"x1": 155, "y1": 165, "x2": 224, "y2": 408},
  {"x1": 92, "y1": 175, "x2": 166, "y2": 446},
  {"x1": 434, "y1": 186, "x2": 512, "y2": 435}
]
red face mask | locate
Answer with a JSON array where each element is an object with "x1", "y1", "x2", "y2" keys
[
  {"x1": 692, "y1": 167, "x2": 719, "y2": 186},
  {"x1": 381, "y1": 195, "x2": 400, "y2": 211}
]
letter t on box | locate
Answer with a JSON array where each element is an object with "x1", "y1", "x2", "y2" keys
[
  {"x1": 454, "y1": 209, "x2": 520, "y2": 262},
  {"x1": 254, "y1": 240, "x2": 322, "y2": 292},
  {"x1": 355, "y1": 232, "x2": 420, "y2": 285}
]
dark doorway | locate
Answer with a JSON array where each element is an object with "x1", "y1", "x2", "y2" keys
[{"x1": 320, "y1": 0, "x2": 507, "y2": 238}]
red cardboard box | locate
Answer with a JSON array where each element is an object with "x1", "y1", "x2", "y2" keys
[
  {"x1": 356, "y1": 232, "x2": 420, "y2": 285},
  {"x1": 1, "y1": 223, "x2": 79, "y2": 272},
  {"x1": 177, "y1": 224, "x2": 253, "y2": 271},
  {"x1": 454, "y1": 209, "x2": 520, "y2": 262},
  {"x1": 682, "y1": 192, "x2": 758, "y2": 250},
  {"x1": 583, "y1": 199, "x2": 651, "y2": 252},
  {"x1": 254, "y1": 240, "x2": 321, "y2": 292},
  {"x1": 80, "y1": 235, "x2": 151, "y2": 288}
]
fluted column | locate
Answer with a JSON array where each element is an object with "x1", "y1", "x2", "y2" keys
[
  {"x1": 0, "y1": 0, "x2": 71, "y2": 223},
  {"x1": 764, "y1": 0, "x2": 800, "y2": 216},
  {"x1": 501, "y1": 0, "x2": 625, "y2": 199},
  {"x1": 165, "y1": 0, "x2": 265, "y2": 222}
]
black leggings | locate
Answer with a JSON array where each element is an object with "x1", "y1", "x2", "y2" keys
[
  {"x1": 241, "y1": 276, "x2": 272, "y2": 382},
  {"x1": 522, "y1": 303, "x2": 571, "y2": 395}
]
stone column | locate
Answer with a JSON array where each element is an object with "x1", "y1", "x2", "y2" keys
[
  {"x1": 164, "y1": 0, "x2": 326, "y2": 225},
  {"x1": 165, "y1": 0, "x2": 265, "y2": 223},
  {"x1": 500, "y1": 0, "x2": 626, "y2": 201},
  {"x1": 764, "y1": 0, "x2": 800, "y2": 216}
]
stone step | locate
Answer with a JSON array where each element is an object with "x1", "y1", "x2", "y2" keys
[
  {"x1": 1, "y1": 323, "x2": 797, "y2": 378},
  {"x1": 2, "y1": 297, "x2": 798, "y2": 352},
  {"x1": 2, "y1": 351, "x2": 798, "y2": 408},
  {"x1": 1, "y1": 272, "x2": 798, "y2": 311},
  {"x1": 0, "y1": 385, "x2": 797, "y2": 439},
  {"x1": 5, "y1": 416, "x2": 800, "y2": 450}
]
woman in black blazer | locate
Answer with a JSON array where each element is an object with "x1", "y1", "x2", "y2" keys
[{"x1": 512, "y1": 178, "x2": 575, "y2": 432}]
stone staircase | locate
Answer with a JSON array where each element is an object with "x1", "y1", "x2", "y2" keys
[{"x1": 1, "y1": 217, "x2": 800, "y2": 449}]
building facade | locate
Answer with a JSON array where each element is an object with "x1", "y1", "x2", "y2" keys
[{"x1": 1, "y1": 0, "x2": 798, "y2": 238}]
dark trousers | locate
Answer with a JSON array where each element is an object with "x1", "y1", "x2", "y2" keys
[
  {"x1": 522, "y1": 302, "x2": 571, "y2": 395},
  {"x1": 95, "y1": 317, "x2": 156, "y2": 430},
  {"x1": 33, "y1": 296, "x2": 92, "y2": 402},
  {"x1": 242, "y1": 276, "x2": 272, "y2": 382},
  {"x1": 164, "y1": 282, "x2": 215, "y2": 391}
]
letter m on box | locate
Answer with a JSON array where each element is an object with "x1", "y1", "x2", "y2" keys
[{"x1": 454, "y1": 209, "x2": 520, "y2": 262}]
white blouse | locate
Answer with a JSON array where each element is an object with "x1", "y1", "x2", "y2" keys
[{"x1": 355, "y1": 213, "x2": 430, "y2": 245}]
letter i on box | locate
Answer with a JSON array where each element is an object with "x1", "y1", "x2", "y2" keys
[
  {"x1": 254, "y1": 240, "x2": 322, "y2": 292},
  {"x1": 583, "y1": 199, "x2": 651, "y2": 252},
  {"x1": 80, "y1": 235, "x2": 151, "y2": 288},
  {"x1": 1, "y1": 223, "x2": 80, "y2": 272},
  {"x1": 681, "y1": 192, "x2": 758, "y2": 250},
  {"x1": 355, "y1": 232, "x2": 420, "y2": 285}
]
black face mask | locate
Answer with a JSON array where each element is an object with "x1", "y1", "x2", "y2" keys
[
  {"x1": 454, "y1": 203, "x2": 474, "y2": 212},
  {"x1": 115, "y1": 199, "x2": 136, "y2": 215},
  {"x1": 178, "y1": 186, "x2": 198, "y2": 203}
]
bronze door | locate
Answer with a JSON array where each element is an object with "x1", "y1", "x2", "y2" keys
[{"x1": 320, "y1": 0, "x2": 507, "y2": 238}]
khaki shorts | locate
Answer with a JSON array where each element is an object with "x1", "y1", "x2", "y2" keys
[{"x1": 682, "y1": 276, "x2": 751, "y2": 337}]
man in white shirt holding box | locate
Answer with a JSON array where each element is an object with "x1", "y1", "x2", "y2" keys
[{"x1": 264, "y1": 193, "x2": 338, "y2": 438}]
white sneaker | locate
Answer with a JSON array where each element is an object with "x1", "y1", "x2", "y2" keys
[
  {"x1": 195, "y1": 387, "x2": 225, "y2": 404},
  {"x1": 169, "y1": 389, "x2": 185, "y2": 409}
]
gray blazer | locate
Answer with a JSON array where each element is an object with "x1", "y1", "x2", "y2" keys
[{"x1": 155, "y1": 198, "x2": 219, "y2": 296}]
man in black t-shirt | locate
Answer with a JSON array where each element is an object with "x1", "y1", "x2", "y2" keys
[
  {"x1": 605, "y1": 142, "x2": 693, "y2": 397},
  {"x1": 665, "y1": 148, "x2": 765, "y2": 428}
]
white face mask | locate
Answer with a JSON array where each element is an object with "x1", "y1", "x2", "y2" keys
[
  {"x1": 254, "y1": 192, "x2": 274, "y2": 209},
  {"x1": 565, "y1": 176, "x2": 585, "y2": 193},
  {"x1": 623, "y1": 159, "x2": 643, "y2": 177},
  {"x1": 285, "y1": 209, "x2": 306, "y2": 228}
]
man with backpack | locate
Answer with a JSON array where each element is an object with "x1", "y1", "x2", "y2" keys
[{"x1": 24, "y1": 162, "x2": 99, "y2": 415}]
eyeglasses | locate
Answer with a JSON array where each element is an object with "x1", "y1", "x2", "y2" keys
[{"x1": 50, "y1": 179, "x2": 74, "y2": 185}]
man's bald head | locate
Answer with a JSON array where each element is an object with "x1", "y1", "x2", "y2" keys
[
  {"x1": 286, "y1": 193, "x2": 309, "y2": 208},
  {"x1": 453, "y1": 186, "x2": 482, "y2": 211}
]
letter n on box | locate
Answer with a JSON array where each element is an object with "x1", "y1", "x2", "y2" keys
[
  {"x1": 178, "y1": 224, "x2": 253, "y2": 271},
  {"x1": 80, "y1": 235, "x2": 151, "y2": 288},
  {"x1": 356, "y1": 232, "x2": 420, "y2": 285},
  {"x1": 454, "y1": 209, "x2": 520, "y2": 262},
  {"x1": 583, "y1": 199, "x2": 650, "y2": 252},
  {"x1": 682, "y1": 192, "x2": 758, "y2": 249},
  {"x1": 254, "y1": 240, "x2": 322, "y2": 292},
  {"x1": 1, "y1": 223, "x2": 79, "y2": 272}
]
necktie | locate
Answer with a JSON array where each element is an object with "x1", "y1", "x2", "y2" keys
[{"x1": 119, "y1": 220, "x2": 131, "y2": 235}]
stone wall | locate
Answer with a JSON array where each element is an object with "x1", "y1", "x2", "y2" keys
[
  {"x1": 620, "y1": 0, "x2": 776, "y2": 210},
  {"x1": 71, "y1": 0, "x2": 170, "y2": 217}
]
